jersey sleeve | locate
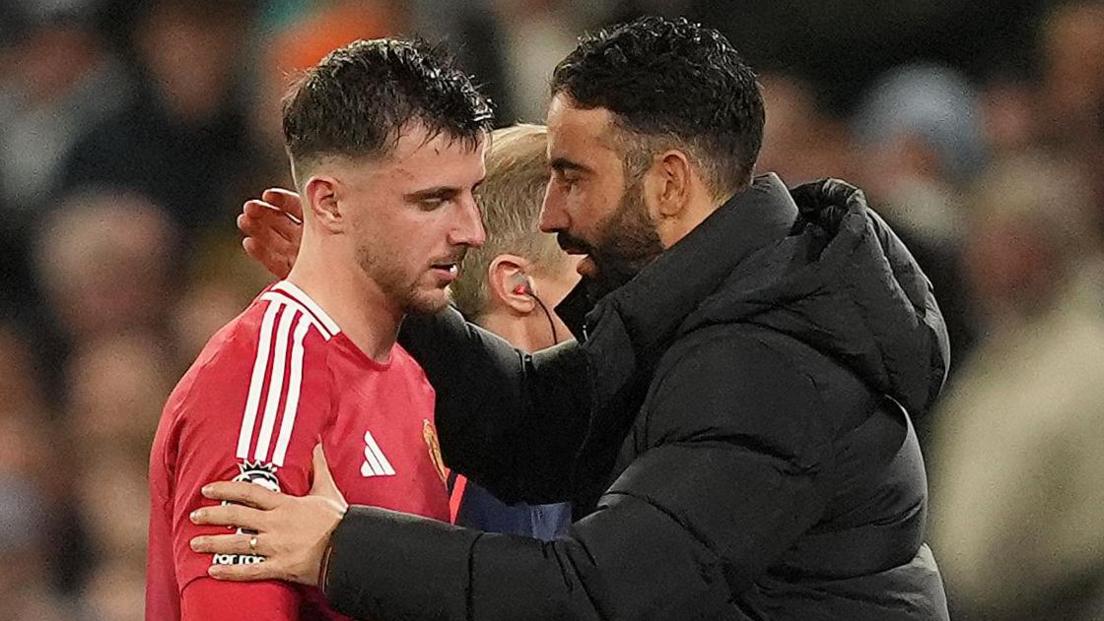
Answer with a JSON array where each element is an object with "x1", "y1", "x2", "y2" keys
[{"x1": 165, "y1": 305, "x2": 334, "y2": 619}]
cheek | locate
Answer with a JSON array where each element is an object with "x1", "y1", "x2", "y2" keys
[{"x1": 564, "y1": 185, "x2": 606, "y2": 233}]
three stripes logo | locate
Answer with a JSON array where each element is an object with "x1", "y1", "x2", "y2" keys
[
  {"x1": 361, "y1": 431, "x2": 396, "y2": 477},
  {"x1": 235, "y1": 283, "x2": 340, "y2": 469}
]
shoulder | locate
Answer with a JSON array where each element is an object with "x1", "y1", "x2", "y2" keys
[
  {"x1": 166, "y1": 294, "x2": 335, "y2": 426},
  {"x1": 655, "y1": 324, "x2": 819, "y2": 398},
  {"x1": 644, "y1": 324, "x2": 831, "y2": 464}
]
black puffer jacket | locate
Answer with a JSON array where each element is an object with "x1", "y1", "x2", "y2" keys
[{"x1": 323, "y1": 174, "x2": 951, "y2": 620}]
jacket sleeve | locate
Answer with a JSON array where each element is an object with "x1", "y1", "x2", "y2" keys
[
  {"x1": 398, "y1": 307, "x2": 593, "y2": 503},
  {"x1": 323, "y1": 332, "x2": 835, "y2": 620}
]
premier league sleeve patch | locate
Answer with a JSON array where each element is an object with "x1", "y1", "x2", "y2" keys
[{"x1": 210, "y1": 461, "x2": 280, "y2": 567}]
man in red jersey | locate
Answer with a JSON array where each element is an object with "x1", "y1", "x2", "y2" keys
[{"x1": 146, "y1": 38, "x2": 492, "y2": 620}]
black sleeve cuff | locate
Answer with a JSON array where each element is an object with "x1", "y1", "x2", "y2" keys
[{"x1": 323, "y1": 506, "x2": 481, "y2": 620}]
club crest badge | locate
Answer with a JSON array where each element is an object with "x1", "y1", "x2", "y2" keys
[{"x1": 423, "y1": 419, "x2": 448, "y2": 486}]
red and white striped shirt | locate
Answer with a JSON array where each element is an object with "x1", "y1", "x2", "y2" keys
[{"x1": 147, "y1": 281, "x2": 450, "y2": 620}]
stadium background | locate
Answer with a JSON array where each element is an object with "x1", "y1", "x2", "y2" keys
[{"x1": 0, "y1": 0, "x2": 1101, "y2": 619}]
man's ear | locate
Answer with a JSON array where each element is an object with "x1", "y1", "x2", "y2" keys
[
  {"x1": 644, "y1": 149, "x2": 693, "y2": 220},
  {"x1": 303, "y1": 176, "x2": 344, "y2": 233},
  {"x1": 487, "y1": 254, "x2": 536, "y2": 315}
]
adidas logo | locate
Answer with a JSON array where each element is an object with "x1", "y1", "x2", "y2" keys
[{"x1": 361, "y1": 431, "x2": 396, "y2": 477}]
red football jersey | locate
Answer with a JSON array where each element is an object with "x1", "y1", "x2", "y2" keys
[{"x1": 147, "y1": 280, "x2": 450, "y2": 620}]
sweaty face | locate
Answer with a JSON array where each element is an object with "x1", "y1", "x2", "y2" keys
[
  {"x1": 541, "y1": 94, "x2": 663, "y2": 297},
  {"x1": 344, "y1": 125, "x2": 487, "y2": 315}
]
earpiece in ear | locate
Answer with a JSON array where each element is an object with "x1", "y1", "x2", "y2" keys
[{"x1": 510, "y1": 274, "x2": 534, "y2": 297}]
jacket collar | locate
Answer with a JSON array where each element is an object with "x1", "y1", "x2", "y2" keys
[{"x1": 562, "y1": 173, "x2": 799, "y2": 408}]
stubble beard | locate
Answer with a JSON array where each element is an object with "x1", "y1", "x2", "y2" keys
[{"x1": 355, "y1": 244, "x2": 450, "y2": 317}]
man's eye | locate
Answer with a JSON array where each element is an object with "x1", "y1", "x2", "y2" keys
[{"x1": 419, "y1": 198, "x2": 446, "y2": 210}]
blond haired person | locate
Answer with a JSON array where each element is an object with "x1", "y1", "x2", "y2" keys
[{"x1": 445, "y1": 124, "x2": 576, "y2": 539}]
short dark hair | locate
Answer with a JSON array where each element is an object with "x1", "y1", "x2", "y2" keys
[
  {"x1": 551, "y1": 16, "x2": 765, "y2": 198},
  {"x1": 282, "y1": 38, "x2": 493, "y2": 179}
]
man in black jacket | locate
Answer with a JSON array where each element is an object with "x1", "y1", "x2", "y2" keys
[{"x1": 190, "y1": 17, "x2": 950, "y2": 620}]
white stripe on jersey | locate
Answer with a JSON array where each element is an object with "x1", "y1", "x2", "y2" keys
[
  {"x1": 271, "y1": 313, "x2": 311, "y2": 467},
  {"x1": 253, "y1": 305, "x2": 297, "y2": 462},
  {"x1": 258, "y1": 292, "x2": 333, "y2": 341},
  {"x1": 272, "y1": 281, "x2": 341, "y2": 336},
  {"x1": 237, "y1": 300, "x2": 282, "y2": 460}
]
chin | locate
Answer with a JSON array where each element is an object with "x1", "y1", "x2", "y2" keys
[{"x1": 403, "y1": 289, "x2": 451, "y2": 315}]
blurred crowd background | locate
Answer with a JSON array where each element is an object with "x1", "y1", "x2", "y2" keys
[{"x1": 0, "y1": 0, "x2": 1101, "y2": 619}]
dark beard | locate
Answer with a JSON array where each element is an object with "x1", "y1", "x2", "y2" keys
[{"x1": 587, "y1": 180, "x2": 663, "y2": 298}]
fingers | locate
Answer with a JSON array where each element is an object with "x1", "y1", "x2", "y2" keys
[
  {"x1": 262, "y1": 188, "x2": 305, "y2": 219},
  {"x1": 190, "y1": 532, "x2": 267, "y2": 556},
  {"x1": 241, "y1": 201, "x2": 298, "y2": 241},
  {"x1": 201, "y1": 481, "x2": 283, "y2": 510},
  {"x1": 190, "y1": 502, "x2": 267, "y2": 531},
  {"x1": 242, "y1": 236, "x2": 293, "y2": 279},
  {"x1": 309, "y1": 444, "x2": 347, "y2": 508},
  {"x1": 208, "y1": 560, "x2": 281, "y2": 582}
]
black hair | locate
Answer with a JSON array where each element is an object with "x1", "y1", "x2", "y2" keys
[
  {"x1": 551, "y1": 16, "x2": 765, "y2": 196},
  {"x1": 282, "y1": 38, "x2": 493, "y2": 168}
]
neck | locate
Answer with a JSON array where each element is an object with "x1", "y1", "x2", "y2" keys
[{"x1": 287, "y1": 236, "x2": 403, "y2": 362}]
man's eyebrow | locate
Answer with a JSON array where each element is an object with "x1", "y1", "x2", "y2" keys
[
  {"x1": 403, "y1": 186, "x2": 460, "y2": 201},
  {"x1": 549, "y1": 157, "x2": 592, "y2": 174}
]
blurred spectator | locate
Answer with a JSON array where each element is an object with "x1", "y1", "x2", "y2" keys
[
  {"x1": 0, "y1": 478, "x2": 73, "y2": 621},
  {"x1": 0, "y1": 366, "x2": 79, "y2": 598},
  {"x1": 77, "y1": 559, "x2": 145, "y2": 621},
  {"x1": 242, "y1": 0, "x2": 407, "y2": 192},
  {"x1": 978, "y1": 75, "x2": 1040, "y2": 161},
  {"x1": 1036, "y1": 0, "x2": 1104, "y2": 152},
  {"x1": 33, "y1": 190, "x2": 177, "y2": 346},
  {"x1": 64, "y1": 331, "x2": 173, "y2": 458},
  {"x1": 0, "y1": 0, "x2": 132, "y2": 312},
  {"x1": 72, "y1": 451, "x2": 150, "y2": 567},
  {"x1": 60, "y1": 0, "x2": 255, "y2": 237},
  {"x1": 0, "y1": 0, "x2": 132, "y2": 223},
  {"x1": 852, "y1": 63, "x2": 987, "y2": 396},
  {"x1": 409, "y1": 0, "x2": 517, "y2": 123},
  {"x1": 0, "y1": 325, "x2": 47, "y2": 421},
  {"x1": 854, "y1": 63, "x2": 986, "y2": 243},
  {"x1": 756, "y1": 72, "x2": 860, "y2": 185},
  {"x1": 491, "y1": 0, "x2": 589, "y2": 122},
  {"x1": 930, "y1": 155, "x2": 1104, "y2": 621},
  {"x1": 170, "y1": 238, "x2": 273, "y2": 366},
  {"x1": 58, "y1": 332, "x2": 166, "y2": 607}
]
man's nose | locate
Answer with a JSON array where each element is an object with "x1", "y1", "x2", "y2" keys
[
  {"x1": 538, "y1": 180, "x2": 566, "y2": 233},
  {"x1": 449, "y1": 195, "x2": 485, "y2": 247}
]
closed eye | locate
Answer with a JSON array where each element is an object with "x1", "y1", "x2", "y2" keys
[{"x1": 405, "y1": 187, "x2": 459, "y2": 210}]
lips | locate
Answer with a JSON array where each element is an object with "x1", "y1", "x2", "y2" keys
[
  {"x1": 429, "y1": 257, "x2": 462, "y2": 285},
  {"x1": 556, "y1": 232, "x2": 592, "y2": 256}
]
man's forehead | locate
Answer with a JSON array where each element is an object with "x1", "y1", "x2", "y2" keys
[
  {"x1": 343, "y1": 130, "x2": 485, "y2": 189},
  {"x1": 547, "y1": 95, "x2": 619, "y2": 152},
  {"x1": 391, "y1": 124, "x2": 487, "y2": 161}
]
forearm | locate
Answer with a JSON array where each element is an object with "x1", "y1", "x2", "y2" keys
[
  {"x1": 322, "y1": 503, "x2": 723, "y2": 621},
  {"x1": 399, "y1": 308, "x2": 592, "y2": 502},
  {"x1": 321, "y1": 441, "x2": 825, "y2": 620}
]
